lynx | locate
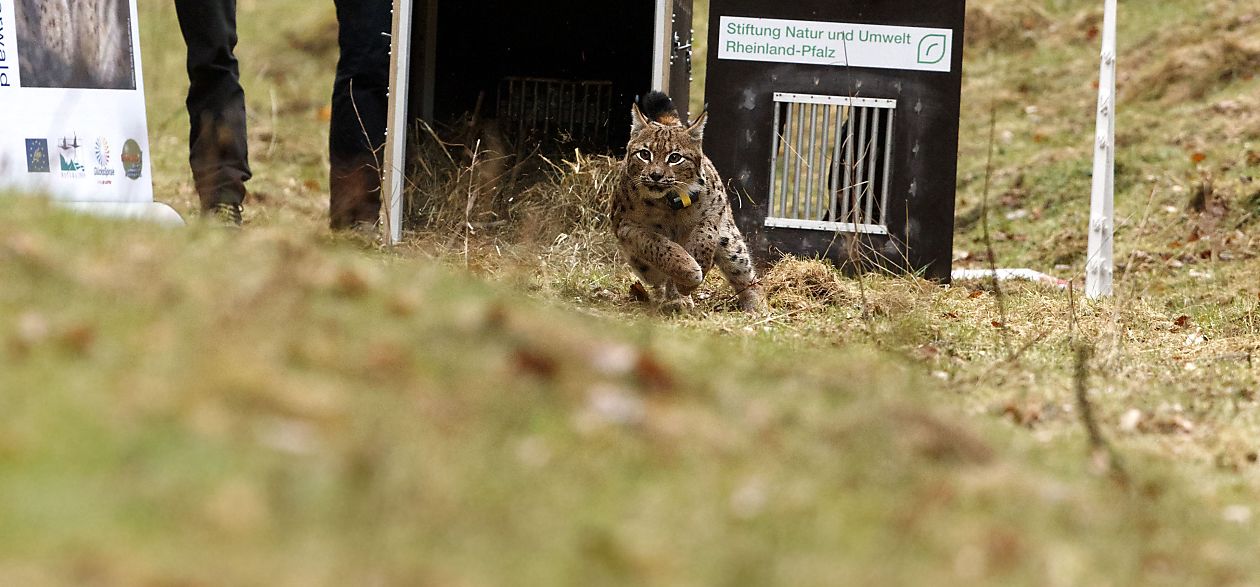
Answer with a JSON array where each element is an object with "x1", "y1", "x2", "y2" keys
[{"x1": 611, "y1": 91, "x2": 765, "y2": 313}]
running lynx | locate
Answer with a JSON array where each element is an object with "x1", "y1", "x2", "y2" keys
[{"x1": 611, "y1": 91, "x2": 765, "y2": 313}]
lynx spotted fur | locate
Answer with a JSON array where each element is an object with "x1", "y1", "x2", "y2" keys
[{"x1": 611, "y1": 92, "x2": 765, "y2": 313}]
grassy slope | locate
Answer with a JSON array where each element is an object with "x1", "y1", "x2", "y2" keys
[
  {"x1": 2, "y1": 203, "x2": 1254, "y2": 587},
  {"x1": 5, "y1": 0, "x2": 1260, "y2": 585}
]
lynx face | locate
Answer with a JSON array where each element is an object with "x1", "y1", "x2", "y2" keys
[{"x1": 624, "y1": 107, "x2": 708, "y2": 204}]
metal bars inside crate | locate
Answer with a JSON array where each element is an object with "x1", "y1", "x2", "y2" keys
[
  {"x1": 766, "y1": 92, "x2": 896, "y2": 235},
  {"x1": 496, "y1": 77, "x2": 613, "y2": 149}
]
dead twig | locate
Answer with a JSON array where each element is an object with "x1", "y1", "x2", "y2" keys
[
  {"x1": 1073, "y1": 343, "x2": 1129, "y2": 485},
  {"x1": 748, "y1": 303, "x2": 826, "y2": 328},
  {"x1": 980, "y1": 105, "x2": 1012, "y2": 359},
  {"x1": 464, "y1": 139, "x2": 482, "y2": 268}
]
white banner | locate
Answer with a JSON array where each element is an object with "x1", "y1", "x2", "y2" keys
[
  {"x1": 0, "y1": 0, "x2": 155, "y2": 204},
  {"x1": 717, "y1": 16, "x2": 954, "y2": 73}
]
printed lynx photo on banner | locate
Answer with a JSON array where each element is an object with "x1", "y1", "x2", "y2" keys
[{"x1": 13, "y1": 0, "x2": 136, "y2": 90}]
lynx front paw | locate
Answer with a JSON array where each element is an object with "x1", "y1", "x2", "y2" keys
[
  {"x1": 659, "y1": 295, "x2": 696, "y2": 314},
  {"x1": 737, "y1": 286, "x2": 767, "y2": 314},
  {"x1": 671, "y1": 265, "x2": 705, "y2": 295}
]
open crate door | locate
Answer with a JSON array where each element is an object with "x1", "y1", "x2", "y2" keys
[
  {"x1": 381, "y1": 0, "x2": 692, "y2": 245},
  {"x1": 702, "y1": 0, "x2": 966, "y2": 280}
]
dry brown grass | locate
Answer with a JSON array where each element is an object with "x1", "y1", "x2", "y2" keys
[
  {"x1": 964, "y1": 2, "x2": 1053, "y2": 51},
  {"x1": 402, "y1": 132, "x2": 621, "y2": 264},
  {"x1": 1128, "y1": 34, "x2": 1260, "y2": 103}
]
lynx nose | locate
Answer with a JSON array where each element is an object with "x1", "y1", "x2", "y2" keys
[{"x1": 649, "y1": 171, "x2": 665, "y2": 182}]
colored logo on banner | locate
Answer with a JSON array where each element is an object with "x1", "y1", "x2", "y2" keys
[
  {"x1": 93, "y1": 138, "x2": 116, "y2": 182},
  {"x1": 25, "y1": 139, "x2": 50, "y2": 173},
  {"x1": 94, "y1": 138, "x2": 111, "y2": 167},
  {"x1": 121, "y1": 139, "x2": 143, "y2": 180},
  {"x1": 58, "y1": 135, "x2": 86, "y2": 178}
]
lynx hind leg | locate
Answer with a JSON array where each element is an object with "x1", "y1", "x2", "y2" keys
[
  {"x1": 715, "y1": 224, "x2": 766, "y2": 313},
  {"x1": 627, "y1": 255, "x2": 694, "y2": 313}
]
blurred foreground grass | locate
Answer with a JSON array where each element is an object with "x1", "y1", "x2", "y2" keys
[
  {"x1": 3, "y1": 200, "x2": 1259, "y2": 586},
  {"x1": 6, "y1": 0, "x2": 1260, "y2": 584}
]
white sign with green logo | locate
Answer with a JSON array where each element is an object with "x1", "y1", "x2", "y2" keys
[{"x1": 718, "y1": 16, "x2": 953, "y2": 73}]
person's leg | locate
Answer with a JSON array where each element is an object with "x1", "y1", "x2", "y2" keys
[
  {"x1": 174, "y1": 0, "x2": 251, "y2": 214},
  {"x1": 329, "y1": 0, "x2": 391, "y2": 229}
]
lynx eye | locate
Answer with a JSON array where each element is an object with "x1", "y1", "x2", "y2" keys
[
  {"x1": 667, "y1": 153, "x2": 685, "y2": 165},
  {"x1": 635, "y1": 149, "x2": 652, "y2": 162}
]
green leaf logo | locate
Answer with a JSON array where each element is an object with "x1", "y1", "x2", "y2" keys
[{"x1": 917, "y1": 34, "x2": 948, "y2": 65}]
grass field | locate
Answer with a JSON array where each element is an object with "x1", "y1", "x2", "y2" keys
[{"x1": 6, "y1": 0, "x2": 1260, "y2": 585}]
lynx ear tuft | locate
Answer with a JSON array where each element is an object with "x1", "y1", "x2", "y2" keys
[
  {"x1": 686, "y1": 110, "x2": 708, "y2": 142},
  {"x1": 631, "y1": 102, "x2": 652, "y2": 135}
]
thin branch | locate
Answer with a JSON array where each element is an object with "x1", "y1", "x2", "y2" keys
[
  {"x1": 464, "y1": 138, "x2": 482, "y2": 269},
  {"x1": 980, "y1": 105, "x2": 1012, "y2": 359},
  {"x1": 1073, "y1": 343, "x2": 1129, "y2": 484}
]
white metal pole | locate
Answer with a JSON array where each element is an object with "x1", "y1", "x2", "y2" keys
[
  {"x1": 1086, "y1": 0, "x2": 1117, "y2": 298},
  {"x1": 651, "y1": 0, "x2": 673, "y2": 91},
  {"x1": 382, "y1": 0, "x2": 415, "y2": 245}
]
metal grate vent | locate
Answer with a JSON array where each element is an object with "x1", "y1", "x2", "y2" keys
[
  {"x1": 496, "y1": 77, "x2": 614, "y2": 149},
  {"x1": 767, "y1": 92, "x2": 896, "y2": 235}
]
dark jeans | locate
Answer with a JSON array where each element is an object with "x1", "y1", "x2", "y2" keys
[
  {"x1": 174, "y1": 0, "x2": 250, "y2": 210},
  {"x1": 329, "y1": 0, "x2": 391, "y2": 229}
]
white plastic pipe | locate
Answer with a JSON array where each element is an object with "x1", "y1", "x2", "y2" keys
[
  {"x1": 1086, "y1": 0, "x2": 1117, "y2": 298},
  {"x1": 951, "y1": 268, "x2": 1070, "y2": 290}
]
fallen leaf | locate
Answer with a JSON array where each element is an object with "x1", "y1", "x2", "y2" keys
[
  {"x1": 482, "y1": 303, "x2": 509, "y2": 331},
  {"x1": 333, "y1": 267, "x2": 372, "y2": 298},
  {"x1": 514, "y1": 347, "x2": 559, "y2": 380},
  {"x1": 364, "y1": 341, "x2": 409, "y2": 374},
  {"x1": 387, "y1": 292, "x2": 420, "y2": 317},
  {"x1": 58, "y1": 323, "x2": 96, "y2": 356},
  {"x1": 634, "y1": 351, "x2": 675, "y2": 393},
  {"x1": 1001, "y1": 401, "x2": 1042, "y2": 427},
  {"x1": 1147, "y1": 415, "x2": 1195, "y2": 434},
  {"x1": 628, "y1": 281, "x2": 650, "y2": 303}
]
